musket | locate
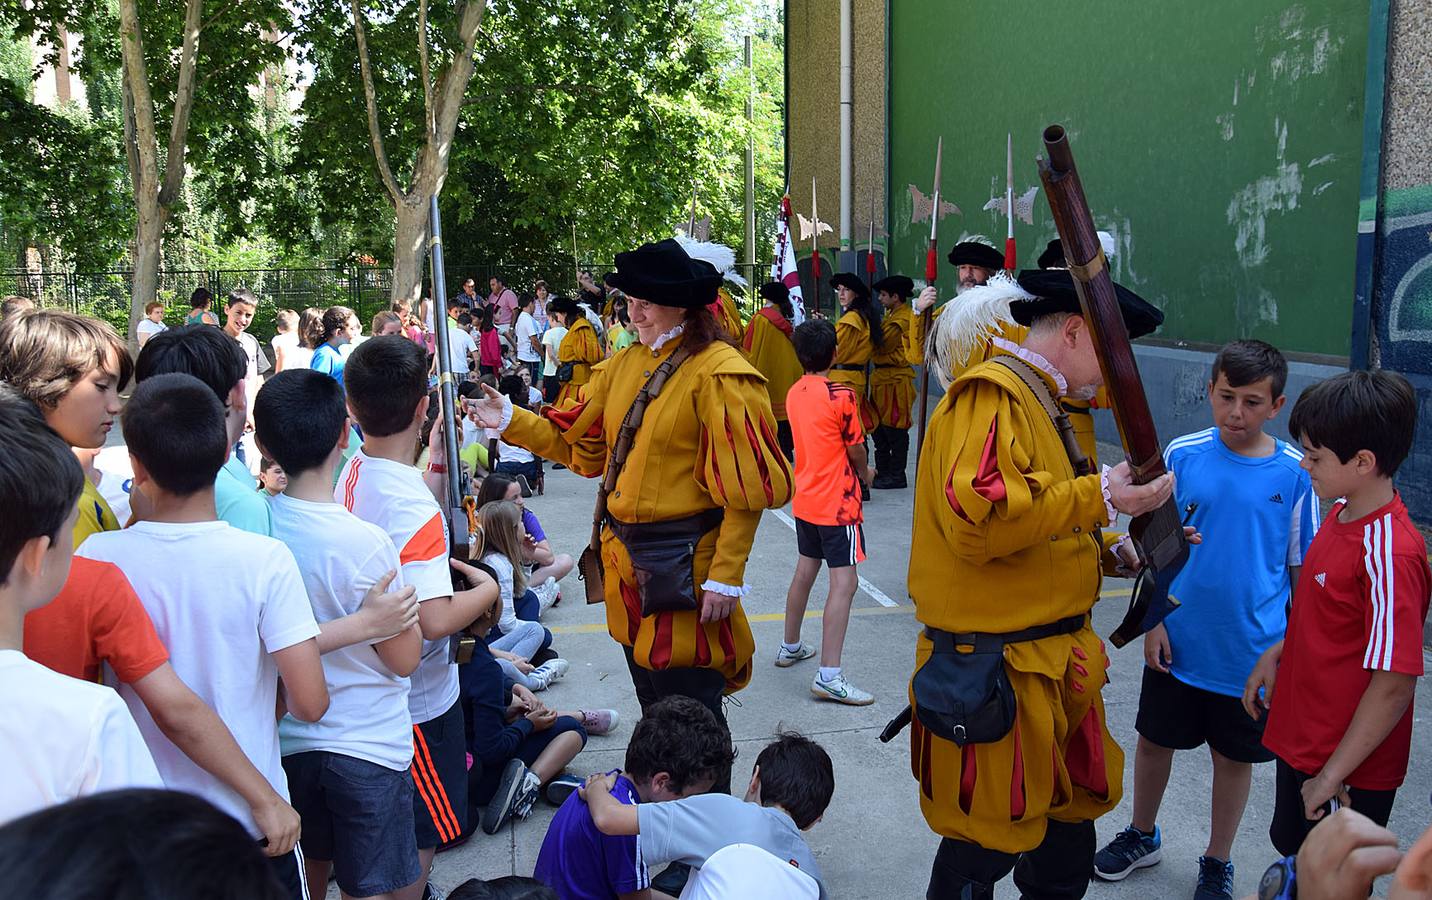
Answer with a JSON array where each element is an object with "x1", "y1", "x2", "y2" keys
[
  {"x1": 1003, "y1": 133, "x2": 1017, "y2": 271},
  {"x1": 427, "y1": 196, "x2": 481, "y2": 663},
  {"x1": 914, "y1": 137, "x2": 942, "y2": 473},
  {"x1": 1037, "y1": 125, "x2": 1189, "y2": 648}
]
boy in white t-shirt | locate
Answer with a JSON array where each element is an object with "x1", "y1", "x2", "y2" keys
[
  {"x1": 338, "y1": 336, "x2": 500, "y2": 892},
  {"x1": 77, "y1": 373, "x2": 328, "y2": 900},
  {"x1": 0, "y1": 385, "x2": 162, "y2": 826},
  {"x1": 255, "y1": 368, "x2": 426, "y2": 899},
  {"x1": 137, "y1": 300, "x2": 168, "y2": 348}
]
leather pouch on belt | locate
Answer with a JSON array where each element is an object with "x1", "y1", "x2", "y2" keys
[{"x1": 912, "y1": 646, "x2": 1017, "y2": 747}]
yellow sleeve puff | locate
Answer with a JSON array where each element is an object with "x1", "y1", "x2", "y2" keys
[{"x1": 503, "y1": 362, "x2": 611, "y2": 477}]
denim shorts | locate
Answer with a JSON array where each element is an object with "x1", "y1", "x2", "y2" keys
[{"x1": 282, "y1": 750, "x2": 421, "y2": 896}]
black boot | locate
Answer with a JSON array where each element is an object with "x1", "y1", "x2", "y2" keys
[
  {"x1": 885, "y1": 427, "x2": 909, "y2": 488},
  {"x1": 872, "y1": 426, "x2": 902, "y2": 489}
]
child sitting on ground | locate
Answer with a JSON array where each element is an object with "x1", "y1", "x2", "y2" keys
[
  {"x1": 256, "y1": 368, "x2": 427, "y2": 899},
  {"x1": 477, "y1": 500, "x2": 566, "y2": 691},
  {"x1": 475, "y1": 473, "x2": 572, "y2": 614},
  {"x1": 1247, "y1": 370, "x2": 1431, "y2": 859},
  {"x1": 582, "y1": 732, "x2": 832, "y2": 899},
  {"x1": 493, "y1": 374, "x2": 541, "y2": 489},
  {"x1": 0, "y1": 386, "x2": 162, "y2": 825},
  {"x1": 77, "y1": 373, "x2": 329, "y2": 899},
  {"x1": 533, "y1": 696, "x2": 735, "y2": 900},
  {"x1": 778, "y1": 318, "x2": 875, "y2": 705}
]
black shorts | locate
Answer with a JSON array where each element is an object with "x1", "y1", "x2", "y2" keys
[
  {"x1": 795, "y1": 517, "x2": 866, "y2": 568},
  {"x1": 409, "y1": 699, "x2": 469, "y2": 849},
  {"x1": 266, "y1": 845, "x2": 310, "y2": 900},
  {"x1": 1135, "y1": 666, "x2": 1273, "y2": 763},
  {"x1": 283, "y1": 751, "x2": 420, "y2": 896},
  {"x1": 1270, "y1": 757, "x2": 1399, "y2": 857}
]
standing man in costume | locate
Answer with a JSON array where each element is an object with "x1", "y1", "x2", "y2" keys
[
  {"x1": 744, "y1": 281, "x2": 803, "y2": 460},
  {"x1": 1035, "y1": 238, "x2": 1108, "y2": 464},
  {"x1": 548, "y1": 295, "x2": 603, "y2": 408},
  {"x1": 909, "y1": 239, "x2": 1007, "y2": 368},
  {"x1": 908, "y1": 268, "x2": 1174, "y2": 898},
  {"x1": 829, "y1": 273, "x2": 881, "y2": 499},
  {"x1": 468, "y1": 238, "x2": 791, "y2": 769},
  {"x1": 870, "y1": 275, "x2": 916, "y2": 489}
]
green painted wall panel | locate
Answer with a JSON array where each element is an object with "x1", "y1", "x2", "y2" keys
[{"x1": 888, "y1": 2, "x2": 1370, "y2": 358}]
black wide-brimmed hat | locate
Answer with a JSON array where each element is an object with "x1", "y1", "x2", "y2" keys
[
  {"x1": 872, "y1": 275, "x2": 914, "y2": 298},
  {"x1": 830, "y1": 272, "x2": 869, "y2": 299},
  {"x1": 948, "y1": 241, "x2": 1004, "y2": 271},
  {"x1": 1037, "y1": 239, "x2": 1066, "y2": 270},
  {"x1": 758, "y1": 281, "x2": 789, "y2": 304},
  {"x1": 1013, "y1": 269, "x2": 1163, "y2": 339},
  {"x1": 607, "y1": 239, "x2": 723, "y2": 309}
]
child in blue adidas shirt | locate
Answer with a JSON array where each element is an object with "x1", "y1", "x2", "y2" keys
[{"x1": 1094, "y1": 340, "x2": 1317, "y2": 900}]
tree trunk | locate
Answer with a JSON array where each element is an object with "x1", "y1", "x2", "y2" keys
[
  {"x1": 130, "y1": 194, "x2": 166, "y2": 342},
  {"x1": 389, "y1": 198, "x2": 431, "y2": 307}
]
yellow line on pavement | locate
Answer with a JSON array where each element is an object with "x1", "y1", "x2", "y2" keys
[{"x1": 548, "y1": 587, "x2": 1132, "y2": 635}]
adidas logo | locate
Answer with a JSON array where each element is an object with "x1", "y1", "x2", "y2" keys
[
  {"x1": 1315, "y1": 572, "x2": 1327, "y2": 587},
  {"x1": 1269, "y1": 493, "x2": 1284, "y2": 503}
]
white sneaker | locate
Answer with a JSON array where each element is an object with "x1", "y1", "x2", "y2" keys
[
  {"x1": 775, "y1": 641, "x2": 816, "y2": 668},
  {"x1": 811, "y1": 672, "x2": 874, "y2": 705},
  {"x1": 529, "y1": 658, "x2": 569, "y2": 691},
  {"x1": 533, "y1": 577, "x2": 561, "y2": 614}
]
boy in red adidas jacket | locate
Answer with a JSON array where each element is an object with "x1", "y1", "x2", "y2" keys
[{"x1": 1245, "y1": 370, "x2": 1430, "y2": 857}]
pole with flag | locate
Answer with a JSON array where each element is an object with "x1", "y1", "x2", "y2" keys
[
  {"x1": 1003, "y1": 133, "x2": 1017, "y2": 271},
  {"x1": 915, "y1": 137, "x2": 943, "y2": 472},
  {"x1": 772, "y1": 193, "x2": 807, "y2": 325}
]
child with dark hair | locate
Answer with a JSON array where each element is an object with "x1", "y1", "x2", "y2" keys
[
  {"x1": 255, "y1": 368, "x2": 427, "y2": 899},
  {"x1": 0, "y1": 386, "x2": 162, "y2": 824},
  {"x1": 534, "y1": 695, "x2": 735, "y2": 900},
  {"x1": 78, "y1": 373, "x2": 328, "y2": 899},
  {"x1": 778, "y1": 318, "x2": 875, "y2": 706},
  {"x1": 271, "y1": 308, "x2": 300, "y2": 372},
  {"x1": 1096, "y1": 340, "x2": 1315, "y2": 896},
  {"x1": 257, "y1": 457, "x2": 287, "y2": 496},
  {"x1": 136, "y1": 324, "x2": 271, "y2": 535},
  {"x1": 223, "y1": 289, "x2": 270, "y2": 427},
  {"x1": 493, "y1": 374, "x2": 541, "y2": 486},
  {"x1": 186, "y1": 286, "x2": 219, "y2": 326},
  {"x1": 448, "y1": 876, "x2": 558, "y2": 900},
  {"x1": 1249, "y1": 370, "x2": 1429, "y2": 860},
  {"x1": 309, "y1": 306, "x2": 358, "y2": 390},
  {"x1": 338, "y1": 335, "x2": 501, "y2": 890},
  {"x1": 478, "y1": 305, "x2": 503, "y2": 377},
  {"x1": 582, "y1": 731, "x2": 833, "y2": 899}
]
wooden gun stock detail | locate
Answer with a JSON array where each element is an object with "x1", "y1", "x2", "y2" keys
[{"x1": 1037, "y1": 125, "x2": 1188, "y2": 648}]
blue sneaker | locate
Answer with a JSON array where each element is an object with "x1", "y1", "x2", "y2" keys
[
  {"x1": 1093, "y1": 825, "x2": 1162, "y2": 881},
  {"x1": 1194, "y1": 856, "x2": 1234, "y2": 900}
]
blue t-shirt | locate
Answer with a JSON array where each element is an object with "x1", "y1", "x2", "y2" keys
[
  {"x1": 534, "y1": 772, "x2": 649, "y2": 899},
  {"x1": 310, "y1": 343, "x2": 346, "y2": 390},
  {"x1": 215, "y1": 453, "x2": 271, "y2": 536},
  {"x1": 1161, "y1": 427, "x2": 1318, "y2": 697}
]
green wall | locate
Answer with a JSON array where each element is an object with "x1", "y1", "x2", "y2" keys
[{"x1": 888, "y1": 2, "x2": 1370, "y2": 359}]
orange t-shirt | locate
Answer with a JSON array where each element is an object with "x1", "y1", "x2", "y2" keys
[
  {"x1": 23, "y1": 557, "x2": 169, "y2": 684},
  {"x1": 786, "y1": 374, "x2": 865, "y2": 526}
]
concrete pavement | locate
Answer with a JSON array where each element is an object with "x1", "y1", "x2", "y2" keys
[{"x1": 349, "y1": 444, "x2": 1432, "y2": 899}]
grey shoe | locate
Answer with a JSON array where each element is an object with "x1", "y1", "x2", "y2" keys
[
  {"x1": 480, "y1": 759, "x2": 528, "y2": 834},
  {"x1": 775, "y1": 641, "x2": 816, "y2": 668},
  {"x1": 511, "y1": 770, "x2": 542, "y2": 820}
]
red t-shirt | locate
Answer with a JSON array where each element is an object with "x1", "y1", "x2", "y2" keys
[
  {"x1": 786, "y1": 374, "x2": 864, "y2": 526},
  {"x1": 1263, "y1": 494, "x2": 1431, "y2": 789},
  {"x1": 23, "y1": 557, "x2": 170, "y2": 684}
]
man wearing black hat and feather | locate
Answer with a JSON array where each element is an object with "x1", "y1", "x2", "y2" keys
[
  {"x1": 869, "y1": 274, "x2": 917, "y2": 489},
  {"x1": 468, "y1": 239, "x2": 792, "y2": 774},
  {"x1": 905, "y1": 268, "x2": 1177, "y2": 898},
  {"x1": 909, "y1": 238, "x2": 1007, "y2": 369}
]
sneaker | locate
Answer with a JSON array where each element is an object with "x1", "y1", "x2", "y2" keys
[
  {"x1": 1093, "y1": 825, "x2": 1162, "y2": 881},
  {"x1": 810, "y1": 672, "x2": 874, "y2": 705},
  {"x1": 527, "y1": 658, "x2": 569, "y2": 691},
  {"x1": 775, "y1": 641, "x2": 816, "y2": 668},
  {"x1": 544, "y1": 773, "x2": 583, "y2": 807},
  {"x1": 480, "y1": 759, "x2": 528, "y2": 834},
  {"x1": 515, "y1": 474, "x2": 533, "y2": 497},
  {"x1": 533, "y1": 576, "x2": 560, "y2": 613},
  {"x1": 1194, "y1": 856, "x2": 1234, "y2": 900},
  {"x1": 420, "y1": 884, "x2": 445, "y2": 900},
  {"x1": 511, "y1": 771, "x2": 542, "y2": 820},
  {"x1": 578, "y1": 708, "x2": 620, "y2": 736}
]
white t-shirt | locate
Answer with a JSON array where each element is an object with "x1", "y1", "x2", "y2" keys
[
  {"x1": 527, "y1": 386, "x2": 543, "y2": 407},
  {"x1": 541, "y1": 326, "x2": 568, "y2": 377},
  {"x1": 137, "y1": 319, "x2": 168, "y2": 341},
  {"x1": 447, "y1": 324, "x2": 477, "y2": 375},
  {"x1": 287, "y1": 344, "x2": 314, "y2": 370},
  {"x1": 337, "y1": 450, "x2": 458, "y2": 724},
  {"x1": 270, "y1": 331, "x2": 299, "y2": 357},
  {"x1": 514, "y1": 311, "x2": 541, "y2": 363},
  {"x1": 77, "y1": 521, "x2": 320, "y2": 837},
  {"x1": 496, "y1": 438, "x2": 534, "y2": 466},
  {"x1": 481, "y1": 551, "x2": 519, "y2": 634},
  {"x1": 0, "y1": 650, "x2": 163, "y2": 826},
  {"x1": 680, "y1": 844, "x2": 820, "y2": 900},
  {"x1": 270, "y1": 494, "x2": 414, "y2": 771}
]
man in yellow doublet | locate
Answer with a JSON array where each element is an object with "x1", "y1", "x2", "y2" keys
[
  {"x1": 870, "y1": 275, "x2": 917, "y2": 489},
  {"x1": 828, "y1": 273, "x2": 880, "y2": 434},
  {"x1": 551, "y1": 300, "x2": 604, "y2": 407},
  {"x1": 908, "y1": 268, "x2": 1170, "y2": 898},
  {"x1": 743, "y1": 282, "x2": 803, "y2": 459}
]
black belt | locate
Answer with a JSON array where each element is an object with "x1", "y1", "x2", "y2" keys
[
  {"x1": 873, "y1": 364, "x2": 909, "y2": 369},
  {"x1": 1060, "y1": 401, "x2": 1093, "y2": 416},
  {"x1": 924, "y1": 614, "x2": 1086, "y2": 654},
  {"x1": 605, "y1": 508, "x2": 725, "y2": 545},
  {"x1": 830, "y1": 363, "x2": 866, "y2": 371}
]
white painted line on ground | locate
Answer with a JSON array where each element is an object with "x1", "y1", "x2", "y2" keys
[{"x1": 768, "y1": 508, "x2": 900, "y2": 607}]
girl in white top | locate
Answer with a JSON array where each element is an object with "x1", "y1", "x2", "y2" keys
[{"x1": 477, "y1": 501, "x2": 567, "y2": 692}]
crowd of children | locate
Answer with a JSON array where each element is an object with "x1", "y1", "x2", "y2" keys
[{"x1": 0, "y1": 274, "x2": 1430, "y2": 900}]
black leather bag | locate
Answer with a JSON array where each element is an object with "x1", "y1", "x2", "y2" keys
[
  {"x1": 911, "y1": 639, "x2": 1016, "y2": 747},
  {"x1": 609, "y1": 510, "x2": 723, "y2": 617},
  {"x1": 556, "y1": 361, "x2": 576, "y2": 383}
]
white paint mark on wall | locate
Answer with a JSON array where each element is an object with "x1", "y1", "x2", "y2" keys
[
  {"x1": 1217, "y1": 112, "x2": 1235, "y2": 142},
  {"x1": 1308, "y1": 153, "x2": 1337, "y2": 167},
  {"x1": 1225, "y1": 119, "x2": 1303, "y2": 268},
  {"x1": 1312, "y1": 181, "x2": 1335, "y2": 196},
  {"x1": 1261, "y1": 6, "x2": 1346, "y2": 84}
]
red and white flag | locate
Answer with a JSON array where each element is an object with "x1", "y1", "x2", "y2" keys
[{"x1": 771, "y1": 194, "x2": 807, "y2": 325}]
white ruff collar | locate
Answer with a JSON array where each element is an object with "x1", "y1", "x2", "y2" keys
[
  {"x1": 649, "y1": 324, "x2": 686, "y2": 351},
  {"x1": 992, "y1": 336, "x2": 1069, "y2": 395}
]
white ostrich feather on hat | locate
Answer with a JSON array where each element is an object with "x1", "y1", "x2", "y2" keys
[
  {"x1": 927, "y1": 271, "x2": 1031, "y2": 390},
  {"x1": 955, "y1": 232, "x2": 997, "y2": 248},
  {"x1": 673, "y1": 233, "x2": 748, "y2": 288}
]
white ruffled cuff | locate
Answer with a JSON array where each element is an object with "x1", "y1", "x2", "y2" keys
[
  {"x1": 1100, "y1": 465, "x2": 1117, "y2": 525},
  {"x1": 700, "y1": 579, "x2": 749, "y2": 598},
  {"x1": 485, "y1": 396, "x2": 514, "y2": 439},
  {"x1": 1110, "y1": 534, "x2": 1136, "y2": 577}
]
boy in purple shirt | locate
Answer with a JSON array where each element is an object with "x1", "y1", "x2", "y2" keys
[{"x1": 534, "y1": 696, "x2": 734, "y2": 900}]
